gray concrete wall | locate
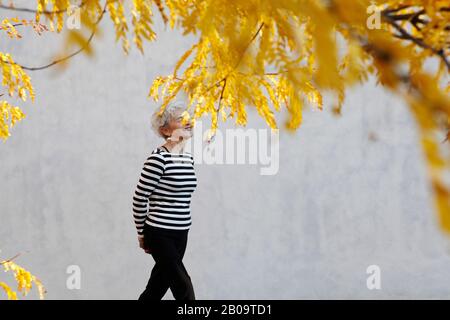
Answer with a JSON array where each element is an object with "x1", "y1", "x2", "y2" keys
[{"x1": 1, "y1": 5, "x2": 450, "y2": 299}]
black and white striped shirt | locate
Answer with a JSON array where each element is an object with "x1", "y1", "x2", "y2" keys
[{"x1": 132, "y1": 146, "x2": 197, "y2": 235}]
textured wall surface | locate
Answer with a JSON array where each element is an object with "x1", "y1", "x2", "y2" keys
[{"x1": 1, "y1": 7, "x2": 450, "y2": 300}]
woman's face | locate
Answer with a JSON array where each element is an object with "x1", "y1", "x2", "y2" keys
[{"x1": 161, "y1": 110, "x2": 193, "y2": 141}]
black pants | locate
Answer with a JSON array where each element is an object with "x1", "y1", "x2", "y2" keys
[{"x1": 138, "y1": 224, "x2": 195, "y2": 300}]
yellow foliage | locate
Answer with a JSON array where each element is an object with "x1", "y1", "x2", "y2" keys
[
  {"x1": 0, "y1": 0, "x2": 449, "y2": 233},
  {"x1": 0, "y1": 282, "x2": 17, "y2": 300},
  {"x1": 107, "y1": 0, "x2": 130, "y2": 54},
  {"x1": 132, "y1": 0, "x2": 157, "y2": 54},
  {"x1": 1, "y1": 258, "x2": 46, "y2": 300},
  {"x1": 0, "y1": 52, "x2": 35, "y2": 141}
]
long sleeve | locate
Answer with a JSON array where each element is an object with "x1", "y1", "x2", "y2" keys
[{"x1": 132, "y1": 153, "x2": 166, "y2": 237}]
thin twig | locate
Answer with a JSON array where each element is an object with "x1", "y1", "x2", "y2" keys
[
  {"x1": 215, "y1": 77, "x2": 227, "y2": 114},
  {"x1": 202, "y1": 22, "x2": 265, "y2": 94},
  {"x1": 14, "y1": 2, "x2": 108, "y2": 71},
  {"x1": 0, "y1": 1, "x2": 86, "y2": 14},
  {"x1": 381, "y1": 11, "x2": 450, "y2": 71},
  {"x1": 381, "y1": 5, "x2": 411, "y2": 15},
  {"x1": 0, "y1": 253, "x2": 21, "y2": 265}
]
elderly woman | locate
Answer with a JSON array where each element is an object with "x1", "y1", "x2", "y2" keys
[{"x1": 132, "y1": 101, "x2": 197, "y2": 300}]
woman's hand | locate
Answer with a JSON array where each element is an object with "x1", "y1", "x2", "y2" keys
[{"x1": 138, "y1": 236, "x2": 151, "y2": 254}]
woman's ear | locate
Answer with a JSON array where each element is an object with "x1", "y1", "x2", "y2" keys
[{"x1": 159, "y1": 126, "x2": 171, "y2": 139}]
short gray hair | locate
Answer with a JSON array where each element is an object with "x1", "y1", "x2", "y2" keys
[{"x1": 151, "y1": 100, "x2": 187, "y2": 139}]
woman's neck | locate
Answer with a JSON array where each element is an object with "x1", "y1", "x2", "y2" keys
[{"x1": 162, "y1": 140, "x2": 187, "y2": 153}]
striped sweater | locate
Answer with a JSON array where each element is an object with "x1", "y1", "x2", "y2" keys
[{"x1": 132, "y1": 146, "x2": 197, "y2": 235}]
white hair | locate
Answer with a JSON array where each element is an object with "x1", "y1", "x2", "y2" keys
[{"x1": 151, "y1": 100, "x2": 187, "y2": 139}]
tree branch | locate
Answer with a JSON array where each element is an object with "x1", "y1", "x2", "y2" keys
[
  {"x1": 215, "y1": 78, "x2": 227, "y2": 114},
  {"x1": 203, "y1": 22, "x2": 265, "y2": 94},
  {"x1": 381, "y1": 10, "x2": 450, "y2": 71},
  {"x1": 0, "y1": 1, "x2": 85, "y2": 14},
  {"x1": 382, "y1": 5, "x2": 411, "y2": 15},
  {"x1": 13, "y1": 2, "x2": 107, "y2": 71},
  {"x1": 0, "y1": 253, "x2": 21, "y2": 265}
]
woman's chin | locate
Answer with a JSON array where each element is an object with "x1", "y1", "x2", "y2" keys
[{"x1": 179, "y1": 134, "x2": 192, "y2": 141}]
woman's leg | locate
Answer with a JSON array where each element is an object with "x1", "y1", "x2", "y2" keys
[
  {"x1": 140, "y1": 227, "x2": 195, "y2": 300},
  {"x1": 153, "y1": 229, "x2": 195, "y2": 300},
  {"x1": 138, "y1": 262, "x2": 170, "y2": 300},
  {"x1": 172, "y1": 231, "x2": 195, "y2": 300},
  {"x1": 138, "y1": 226, "x2": 170, "y2": 300}
]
